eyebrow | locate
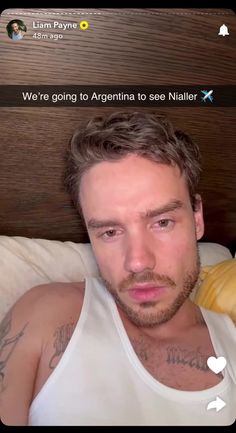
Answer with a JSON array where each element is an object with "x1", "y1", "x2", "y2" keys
[
  {"x1": 143, "y1": 200, "x2": 183, "y2": 218},
  {"x1": 87, "y1": 200, "x2": 184, "y2": 230}
]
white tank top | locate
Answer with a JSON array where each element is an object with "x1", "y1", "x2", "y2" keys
[{"x1": 28, "y1": 277, "x2": 236, "y2": 426}]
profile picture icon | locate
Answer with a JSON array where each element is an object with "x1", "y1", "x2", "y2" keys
[{"x1": 6, "y1": 19, "x2": 27, "y2": 40}]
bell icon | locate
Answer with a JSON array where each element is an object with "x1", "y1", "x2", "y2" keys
[{"x1": 218, "y1": 24, "x2": 229, "y2": 36}]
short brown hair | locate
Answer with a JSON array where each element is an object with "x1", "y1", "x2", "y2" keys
[{"x1": 65, "y1": 111, "x2": 202, "y2": 215}]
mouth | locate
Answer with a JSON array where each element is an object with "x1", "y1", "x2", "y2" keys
[{"x1": 127, "y1": 284, "x2": 167, "y2": 302}]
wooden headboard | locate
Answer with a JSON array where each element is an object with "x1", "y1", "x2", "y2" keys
[{"x1": 0, "y1": 8, "x2": 235, "y2": 253}]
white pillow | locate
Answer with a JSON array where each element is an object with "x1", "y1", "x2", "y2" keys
[
  {"x1": 0, "y1": 236, "x2": 232, "y2": 323},
  {"x1": 198, "y1": 242, "x2": 232, "y2": 266}
]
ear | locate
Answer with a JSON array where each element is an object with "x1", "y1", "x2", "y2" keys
[{"x1": 194, "y1": 194, "x2": 204, "y2": 240}]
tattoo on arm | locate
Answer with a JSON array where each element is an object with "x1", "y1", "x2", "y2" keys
[
  {"x1": 0, "y1": 311, "x2": 28, "y2": 390},
  {"x1": 166, "y1": 345, "x2": 209, "y2": 371},
  {"x1": 49, "y1": 322, "x2": 75, "y2": 369}
]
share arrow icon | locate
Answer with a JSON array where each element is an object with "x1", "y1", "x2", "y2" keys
[{"x1": 207, "y1": 396, "x2": 226, "y2": 412}]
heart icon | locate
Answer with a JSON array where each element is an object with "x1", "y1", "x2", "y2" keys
[{"x1": 207, "y1": 356, "x2": 227, "y2": 374}]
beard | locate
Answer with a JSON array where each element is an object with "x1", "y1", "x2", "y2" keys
[{"x1": 99, "y1": 248, "x2": 201, "y2": 328}]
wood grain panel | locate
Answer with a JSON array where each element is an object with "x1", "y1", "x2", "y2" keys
[
  {"x1": 0, "y1": 9, "x2": 235, "y2": 252},
  {"x1": 0, "y1": 8, "x2": 235, "y2": 85}
]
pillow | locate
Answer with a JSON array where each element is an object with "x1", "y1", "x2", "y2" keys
[
  {"x1": 0, "y1": 236, "x2": 232, "y2": 323},
  {"x1": 0, "y1": 236, "x2": 98, "y2": 322},
  {"x1": 198, "y1": 242, "x2": 232, "y2": 266},
  {"x1": 194, "y1": 259, "x2": 236, "y2": 325}
]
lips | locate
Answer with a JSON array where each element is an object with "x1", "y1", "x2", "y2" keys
[{"x1": 127, "y1": 284, "x2": 167, "y2": 302}]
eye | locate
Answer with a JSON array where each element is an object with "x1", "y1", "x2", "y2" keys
[
  {"x1": 99, "y1": 229, "x2": 122, "y2": 241},
  {"x1": 159, "y1": 219, "x2": 170, "y2": 227},
  {"x1": 153, "y1": 219, "x2": 174, "y2": 231},
  {"x1": 104, "y1": 229, "x2": 117, "y2": 237}
]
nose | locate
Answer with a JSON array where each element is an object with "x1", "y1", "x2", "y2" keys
[{"x1": 124, "y1": 232, "x2": 156, "y2": 274}]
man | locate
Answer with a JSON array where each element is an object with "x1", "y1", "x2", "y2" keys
[
  {"x1": 7, "y1": 20, "x2": 26, "y2": 40},
  {"x1": 0, "y1": 112, "x2": 235, "y2": 426}
]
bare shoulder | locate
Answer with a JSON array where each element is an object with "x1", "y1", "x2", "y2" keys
[
  {"x1": 0, "y1": 280, "x2": 85, "y2": 339},
  {"x1": 0, "y1": 280, "x2": 85, "y2": 425},
  {"x1": 34, "y1": 280, "x2": 86, "y2": 323},
  {"x1": 18, "y1": 279, "x2": 86, "y2": 304},
  {"x1": 18, "y1": 280, "x2": 86, "y2": 337},
  {"x1": 11, "y1": 280, "x2": 85, "y2": 318},
  {"x1": 1, "y1": 280, "x2": 85, "y2": 341}
]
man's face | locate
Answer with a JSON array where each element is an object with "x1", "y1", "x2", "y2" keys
[
  {"x1": 80, "y1": 154, "x2": 204, "y2": 328},
  {"x1": 11, "y1": 23, "x2": 19, "y2": 33}
]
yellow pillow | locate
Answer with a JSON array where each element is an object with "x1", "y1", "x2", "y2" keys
[{"x1": 194, "y1": 259, "x2": 236, "y2": 325}]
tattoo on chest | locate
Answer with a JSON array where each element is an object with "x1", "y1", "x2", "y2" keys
[
  {"x1": 131, "y1": 336, "x2": 210, "y2": 373},
  {"x1": 49, "y1": 322, "x2": 75, "y2": 369},
  {"x1": 0, "y1": 312, "x2": 28, "y2": 390},
  {"x1": 131, "y1": 336, "x2": 155, "y2": 363},
  {"x1": 166, "y1": 345, "x2": 208, "y2": 371}
]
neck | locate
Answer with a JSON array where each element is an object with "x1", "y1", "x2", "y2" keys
[{"x1": 118, "y1": 300, "x2": 205, "y2": 340}]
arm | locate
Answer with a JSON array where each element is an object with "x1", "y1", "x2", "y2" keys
[
  {"x1": 0, "y1": 281, "x2": 85, "y2": 426},
  {"x1": 0, "y1": 289, "x2": 43, "y2": 426}
]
